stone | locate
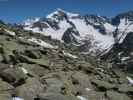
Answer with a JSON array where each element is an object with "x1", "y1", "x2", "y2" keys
[
  {"x1": 71, "y1": 71, "x2": 93, "y2": 95},
  {"x1": 37, "y1": 93, "x2": 78, "y2": 100},
  {"x1": 118, "y1": 84, "x2": 133, "y2": 93},
  {"x1": 24, "y1": 49, "x2": 41, "y2": 59},
  {"x1": 45, "y1": 78, "x2": 64, "y2": 93},
  {"x1": 0, "y1": 67, "x2": 27, "y2": 85},
  {"x1": 0, "y1": 63, "x2": 10, "y2": 71},
  {"x1": 15, "y1": 78, "x2": 44, "y2": 100},
  {"x1": 0, "y1": 94, "x2": 12, "y2": 100},
  {"x1": 17, "y1": 55, "x2": 50, "y2": 68},
  {"x1": 17, "y1": 63, "x2": 48, "y2": 77},
  {"x1": 76, "y1": 61, "x2": 94, "y2": 73},
  {"x1": 40, "y1": 71, "x2": 77, "y2": 96},
  {"x1": 106, "y1": 91, "x2": 131, "y2": 100},
  {"x1": 0, "y1": 79, "x2": 14, "y2": 94},
  {"x1": 86, "y1": 91, "x2": 105, "y2": 100},
  {"x1": 91, "y1": 79, "x2": 116, "y2": 91}
]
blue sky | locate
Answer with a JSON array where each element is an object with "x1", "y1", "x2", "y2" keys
[{"x1": 0, "y1": 0, "x2": 133, "y2": 23}]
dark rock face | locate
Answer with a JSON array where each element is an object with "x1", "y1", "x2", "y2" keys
[
  {"x1": 112, "y1": 11, "x2": 133, "y2": 25},
  {"x1": 62, "y1": 28, "x2": 80, "y2": 44},
  {"x1": 32, "y1": 22, "x2": 49, "y2": 31},
  {"x1": 120, "y1": 32, "x2": 133, "y2": 50},
  {"x1": 104, "y1": 32, "x2": 133, "y2": 72}
]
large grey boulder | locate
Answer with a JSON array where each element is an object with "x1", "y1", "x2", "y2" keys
[
  {"x1": 91, "y1": 79, "x2": 116, "y2": 91},
  {"x1": 15, "y1": 78, "x2": 44, "y2": 100},
  {"x1": 106, "y1": 91, "x2": 131, "y2": 100},
  {"x1": 0, "y1": 94, "x2": 12, "y2": 100},
  {"x1": 0, "y1": 67, "x2": 27, "y2": 85},
  {"x1": 37, "y1": 93, "x2": 78, "y2": 100}
]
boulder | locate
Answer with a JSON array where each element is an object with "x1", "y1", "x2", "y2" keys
[
  {"x1": 0, "y1": 94, "x2": 12, "y2": 100},
  {"x1": 118, "y1": 84, "x2": 133, "y2": 93},
  {"x1": 0, "y1": 67, "x2": 27, "y2": 85},
  {"x1": 37, "y1": 93, "x2": 78, "y2": 100},
  {"x1": 106, "y1": 91, "x2": 131, "y2": 100},
  {"x1": 71, "y1": 71, "x2": 93, "y2": 95},
  {"x1": 45, "y1": 78, "x2": 64, "y2": 93},
  {"x1": 91, "y1": 79, "x2": 116, "y2": 91},
  {"x1": 24, "y1": 49, "x2": 41, "y2": 59},
  {"x1": 0, "y1": 79, "x2": 14, "y2": 94},
  {"x1": 17, "y1": 63, "x2": 48, "y2": 77},
  {"x1": 16, "y1": 55, "x2": 50, "y2": 68},
  {"x1": 15, "y1": 78, "x2": 44, "y2": 100}
]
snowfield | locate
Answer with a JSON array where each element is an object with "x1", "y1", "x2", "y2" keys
[{"x1": 23, "y1": 9, "x2": 133, "y2": 55}]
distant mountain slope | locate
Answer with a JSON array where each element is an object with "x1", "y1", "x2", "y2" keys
[
  {"x1": 22, "y1": 9, "x2": 133, "y2": 68},
  {"x1": 22, "y1": 9, "x2": 116, "y2": 55}
]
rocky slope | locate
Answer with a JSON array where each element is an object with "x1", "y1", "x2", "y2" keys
[{"x1": 0, "y1": 17, "x2": 133, "y2": 100}]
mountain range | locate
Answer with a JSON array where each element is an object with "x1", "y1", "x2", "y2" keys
[{"x1": 21, "y1": 9, "x2": 133, "y2": 70}]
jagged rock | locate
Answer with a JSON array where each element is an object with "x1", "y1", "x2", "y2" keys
[
  {"x1": 106, "y1": 91, "x2": 131, "y2": 100},
  {"x1": 70, "y1": 71, "x2": 96, "y2": 97},
  {"x1": 36, "y1": 93, "x2": 78, "y2": 100},
  {"x1": 15, "y1": 78, "x2": 44, "y2": 100},
  {"x1": 91, "y1": 79, "x2": 116, "y2": 91},
  {"x1": 0, "y1": 67, "x2": 27, "y2": 85},
  {"x1": 24, "y1": 49, "x2": 41, "y2": 59}
]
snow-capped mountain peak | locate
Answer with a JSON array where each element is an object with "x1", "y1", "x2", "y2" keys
[
  {"x1": 46, "y1": 8, "x2": 80, "y2": 20},
  {"x1": 22, "y1": 10, "x2": 133, "y2": 55},
  {"x1": 22, "y1": 17, "x2": 40, "y2": 26}
]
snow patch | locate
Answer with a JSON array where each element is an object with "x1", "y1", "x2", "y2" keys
[
  {"x1": 77, "y1": 96, "x2": 87, "y2": 100},
  {"x1": 85, "y1": 88, "x2": 91, "y2": 92},
  {"x1": 121, "y1": 57, "x2": 130, "y2": 61},
  {"x1": 21, "y1": 67, "x2": 28, "y2": 74},
  {"x1": 12, "y1": 97, "x2": 24, "y2": 100},
  {"x1": 4, "y1": 29, "x2": 16, "y2": 36},
  {"x1": 126, "y1": 76, "x2": 133, "y2": 85},
  {"x1": 63, "y1": 51, "x2": 78, "y2": 59},
  {"x1": 28, "y1": 38, "x2": 58, "y2": 49},
  {"x1": 104, "y1": 23, "x2": 116, "y2": 33}
]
